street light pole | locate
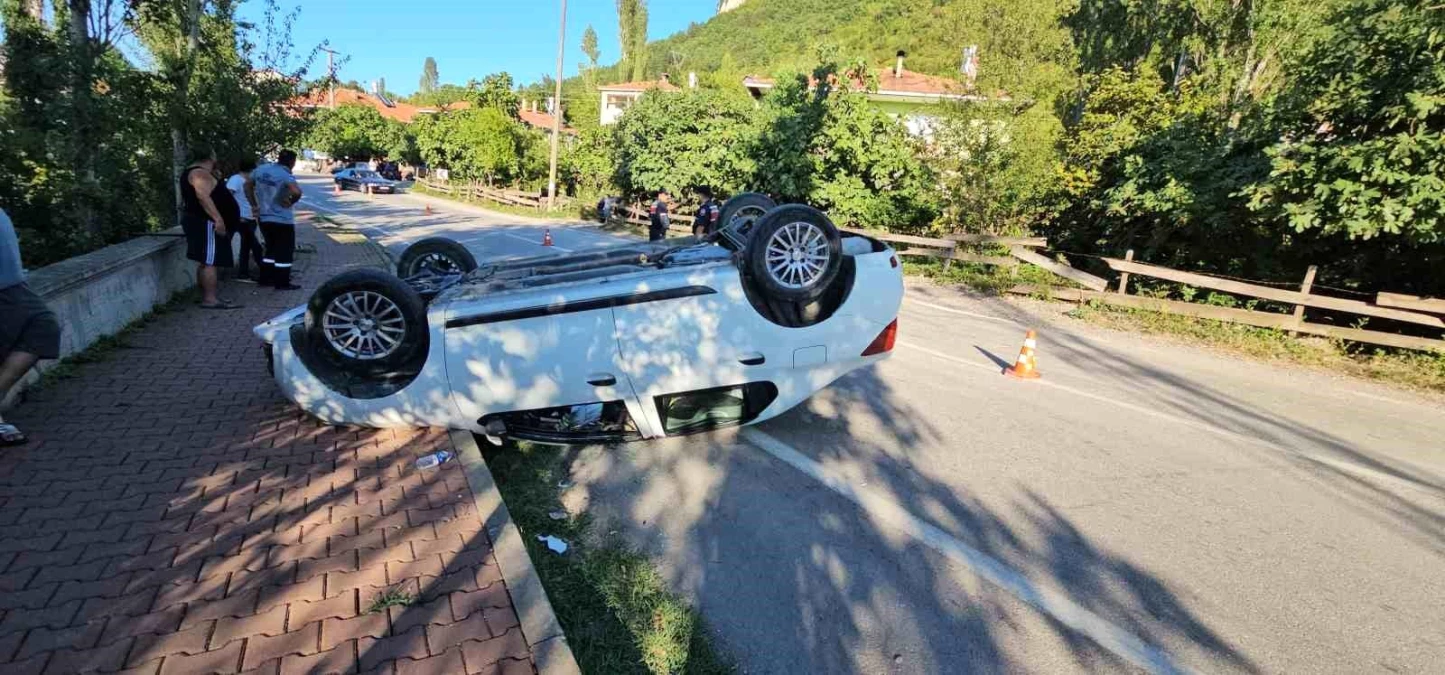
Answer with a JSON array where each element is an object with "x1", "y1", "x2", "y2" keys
[
  {"x1": 320, "y1": 47, "x2": 340, "y2": 109},
  {"x1": 546, "y1": 0, "x2": 567, "y2": 210}
]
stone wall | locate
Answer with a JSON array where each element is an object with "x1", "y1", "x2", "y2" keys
[{"x1": 3, "y1": 229, "x2": 194, "y2": 407}]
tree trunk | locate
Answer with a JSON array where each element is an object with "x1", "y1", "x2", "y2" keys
[
  {"x1": 171, "y1": 0, "x2": 202, "y2": 225},
  {"x1": 68, "y1": 0, "x2": 98, "y2": 239}
]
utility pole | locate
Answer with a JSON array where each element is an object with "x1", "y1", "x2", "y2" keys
[
  {"x1": 547, "y1": 0, "x2": 567, "y2": 210},
  {"x1": 320, "y1": 47, "x2": 340, "y2": 109}
]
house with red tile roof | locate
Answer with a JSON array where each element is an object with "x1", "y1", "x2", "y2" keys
[{"x1": 742, "y1": 53, "x2": 1002, "y2": 136}]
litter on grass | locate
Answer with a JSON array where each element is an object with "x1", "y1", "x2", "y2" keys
[
  {"x1": 537, "y1": 535, "x2": 569, "y2": 554},
  {"x1": 548, "y1": 510, "x2": 567, "y2": 521}
]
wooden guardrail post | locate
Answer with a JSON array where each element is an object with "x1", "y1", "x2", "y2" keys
[
  {"x1": 1292, "y1": 265, "x2": 1317, "y2": 329},
  {"x1": 1116, "y1": 249, "x2": 1134, "y2": 295}
]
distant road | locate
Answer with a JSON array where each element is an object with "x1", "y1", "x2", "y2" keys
[{"x1": 303, "y1": 174, "x2": 1445, "y2": 674}]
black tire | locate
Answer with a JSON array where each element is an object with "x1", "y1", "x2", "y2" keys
[
  {"x1": 718, "y1": 193, "x2": 776, "y2": 247},
  {"x1": 744, "y1": 204, "x2": 842, "y2": 303},
  {"x1": 305, "y1": 269, "x2": 429, "y2": 374},
  {"x1": 396, "y1": 237, "x2": 478, "y2": 278}
]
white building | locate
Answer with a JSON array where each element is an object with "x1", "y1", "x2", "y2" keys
[{"x1": 596, "y1": 74, "x2": 681, "y2": 126}]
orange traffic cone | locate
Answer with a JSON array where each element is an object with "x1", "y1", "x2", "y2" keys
[
  {"x1": 1004, "y1": 330, "x2": 1041, "y2": 379},
  {"x1": 424, "y1": 204, "x2": 433, "y2": 216},
  {"x1": 333, "y1": 182, "x2": 341, "y2": 196},
  {"x1": 542, "y1": 229, "x2": 554, "y2": 247},
  {"x1": 366, "y1": 184, "x2": 374, "y2": 200}
]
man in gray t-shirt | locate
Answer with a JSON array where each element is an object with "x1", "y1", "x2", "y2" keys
[
  {"x1": 0, "y1": 209, "x2": 62, "y2": 447},
  {"x1": 252, "y1": 149, "x2": 303, "y2": 289}
]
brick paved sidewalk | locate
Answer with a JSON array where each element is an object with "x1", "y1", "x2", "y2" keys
[{"x1": 0, "y1": 221, "x2": 535, "y2": 674}]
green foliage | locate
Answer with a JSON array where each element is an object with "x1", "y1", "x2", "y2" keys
[
  {"x1": 751, "y1": 59, "x2": 937, "y2": 229},
  {"x1": 1248, "y1": 0, "x2": 1445, "y2": 244},
  {"x1": 0, "y1": 0, "x2": 313, "y2": 268},
  {"x1": 304, "y1": 104, "x2": 410, "y2": 161},
  {"x1": 406, "y1": 83, "x2": 473, "y2": 108},
  {"x1": 581, "y1": 25, "x2": 601, "y2": 69},
  {"x1": 929, "y1": 102, "x2": 1063, "y2": 236},
  {"x1": 414, "y1": 106, "x2": 532, "y2": 185},
  {"x1": 617, "y1": 0, "x2": 650, "y2": 81},
  {"x1": 467, "y1": 72, "x2": 521, "y2": 117},
  {"x1": 611, "y1": 89, "x2": 758, "y2": 200},
  {"x1": 561, "y1": 126, "x2": 620, "y2": 198}
]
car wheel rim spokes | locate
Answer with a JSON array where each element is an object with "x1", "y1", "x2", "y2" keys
[
  {"x1": 731, "y1": 205, "x2": 767, "y2": 234},
  {"x1": 411, "y1": 252, "x2": 459, "y2": 276},
  {"x1": 765, "y1": 221, "x2": 829, "y2": 289},
  {"x1": 322, "y1": 291, "x2": 407, "y2": 360}
]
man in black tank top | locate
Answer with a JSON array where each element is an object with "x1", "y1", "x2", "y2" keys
[{"x1": 180, "y1": 144, "x2": 241, "y2": 309}]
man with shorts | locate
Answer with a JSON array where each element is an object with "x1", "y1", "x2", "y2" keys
[
  {"x1": 252, "y1": 150, "x2": 303, "y2": 290},
  {"x1": 181, "y1": 144, "x2": 242, "y2": 309},
  {"x1": 0, "y1": 208, "x2": 62, "y2": 447}
]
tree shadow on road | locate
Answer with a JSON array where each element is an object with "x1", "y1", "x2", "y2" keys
[{"x1": 561, "y1": 364, "x2": 1262, "y2": 674}]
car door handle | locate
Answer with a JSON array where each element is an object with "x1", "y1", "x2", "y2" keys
[
  {"x1": 587, "y1": 374, "x2": 617, "y2": 387},
  {"x1": 739, "y1": 353, "x2": 765, "y2": 366}
]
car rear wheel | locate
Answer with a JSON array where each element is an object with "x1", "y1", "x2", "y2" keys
[
  {"x1": 744, "y1": 205, "x2": 842, "y2": 303},
  {"x1": 396, "y1": 237, "x2": 478, "y2": 278},
  {"x1": 305, "y1": 269, "x2": 428, "y2": 374}
]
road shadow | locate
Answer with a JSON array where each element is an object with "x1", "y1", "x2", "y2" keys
[{"x1": 559, "y1": 363, "x2": 1261, "y2": 674}]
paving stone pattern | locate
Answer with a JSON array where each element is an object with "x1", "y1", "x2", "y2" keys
[{"x1": 0, "y1": 222, "x2": 534, "y2": 674}]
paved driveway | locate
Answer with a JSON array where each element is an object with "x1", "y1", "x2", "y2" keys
[{"x1": 306, "y1": 177, "x2": 1445, "y2": 674}]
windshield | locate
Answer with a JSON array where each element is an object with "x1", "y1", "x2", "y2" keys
[{"x1": 354, "y1": 171, "x2": 381, "y2": 179}]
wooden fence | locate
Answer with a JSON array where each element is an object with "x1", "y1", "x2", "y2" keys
[
  {"x1": 418, "y1": 178, "x2": 571, "y2": 211},
  {"x1": 414, "y1": 180, "x2": 1444, "y2": 353}
]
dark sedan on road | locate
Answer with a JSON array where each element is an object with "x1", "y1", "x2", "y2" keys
[{"x1": 334, "y1": 169, "x2": 398, "y2": 194}]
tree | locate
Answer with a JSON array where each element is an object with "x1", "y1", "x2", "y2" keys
[
  {"x1": 413, "y1": 107, "x2": 531, "y2": 186},
  {"x1": 420, "y1": 56, "x2": 439, "y2": 94},
  {"x1": 581, "y1": 25, "x2": 600, "y2": 71},
  {"x1": 616, "y1": 0, "x2": 648, "y2": 81},
  {"x1": 304, "y1": 104, "x2": 409, "y2": 161},
  {"x1": 468, "y1": 72, "x2": 520, "y2": 117},
  {"x1": 929, "y1": 102, "x2": 1062, "y2": 236},
  {"x1": 612, "y1": 89, "x2": 759, "y2": 199},
  {"x1": 751, "y1": 54, "x2": 937, "y2": 229},
  {"x1": 1248, "y1": 0, "x2": 1445, "y2": 245}
]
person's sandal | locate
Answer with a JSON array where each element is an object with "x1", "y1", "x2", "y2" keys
[
  {"x1": 0, "y1": 423, "x2": 27, "y2": 447},
  {"x1": 199, "y1": 299, "x2": 244, "y2": 310}
]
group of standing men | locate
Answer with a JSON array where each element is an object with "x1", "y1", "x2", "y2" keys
[
  {"x1": 181, "y1": 146, "x2": 303, "y2": 309},
  {"x1": 648, "y1": 185, "x2": 721, "y2": 242}
]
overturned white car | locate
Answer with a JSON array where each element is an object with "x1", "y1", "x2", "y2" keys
[{"x1": 255, "y1": 195, "x2": 903, "y2": 444}]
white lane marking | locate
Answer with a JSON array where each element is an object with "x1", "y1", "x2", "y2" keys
[
  {"x1": 300, "y1": 200, "x2": 341, "y2": 215},
  {"x1": 740, "y1": 427, "x2": 1189, "y2": 675},
  {"x1": 905, "y1": 298, "x2": 1020, "y2": 325},
  {"x1": 501, "y1": 230, "x2": 573, "y2": 252}
]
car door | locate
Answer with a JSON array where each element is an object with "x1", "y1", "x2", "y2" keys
[
  {"x1": 443, "y1": 298, "x2": 634, "y2": 431},
  {"x1": 611, "y1": 266, "x2": 785, "y2": 436}
]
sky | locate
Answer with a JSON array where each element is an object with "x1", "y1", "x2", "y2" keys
[{"x1": 252, "y1": 0, "x2": 721, "y2": 96}]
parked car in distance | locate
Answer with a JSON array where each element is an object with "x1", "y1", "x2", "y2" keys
[
  {"x1": 334, "y1": 169, "x2": 398, "y2": 194},
  {"x1": 254, "y1": 195, "x2": 904, "y2": 445}
]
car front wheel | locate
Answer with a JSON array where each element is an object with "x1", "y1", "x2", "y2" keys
[
  {"x1": 745, "y1": 205, "x2": 842, "y2": 303},
  {"x1": 305, "y1": 269, "x2": 429, "y2": 374}
]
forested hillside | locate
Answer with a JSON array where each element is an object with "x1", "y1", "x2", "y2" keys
[{"x1": 561, "y1": 0, "x2": 1443, "y2": 297}]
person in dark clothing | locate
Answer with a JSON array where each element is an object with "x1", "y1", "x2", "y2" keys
[
  {"x1": 226, "y1": 158, "x2": 265, "y2": 282},
  {"x1": 180, "y1": 144, "x2": 242, "y2": 309},
  {"x1": 693, "y1": 186, "x2": 721, "y2": 238},
  {"x1": 252, "y1": 149, "x2": 303, "y2": 290},
  {"x1": 648, "y1": 189, "x2": 672, "y2": 242}
]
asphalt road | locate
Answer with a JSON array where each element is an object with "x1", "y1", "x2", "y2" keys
[{"x1": 299, "y1": 175, "x2": 1445, "y2": 674}]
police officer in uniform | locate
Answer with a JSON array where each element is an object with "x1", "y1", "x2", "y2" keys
[
  {"x1": 693, "y1": 186, "x2": 721, "y2": 238},
  {"x1": 648, "y1": 189, "x2": 671, "y2": 242}
]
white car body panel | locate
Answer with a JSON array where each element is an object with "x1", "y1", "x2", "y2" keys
[{"x1": 255, "y1": 238, "x2": 903, "y2": 440}]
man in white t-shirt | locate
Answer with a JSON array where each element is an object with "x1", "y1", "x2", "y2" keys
[{"x1": 225, "y1": 158, "x2": 265, "y2": 282}]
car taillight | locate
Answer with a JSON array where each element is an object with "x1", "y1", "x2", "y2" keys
[{"x1": 862, "y1": 319, "x2": 898, "y2": 356}]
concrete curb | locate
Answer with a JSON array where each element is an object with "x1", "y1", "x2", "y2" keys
[{"x1": 450, "y1": 430, "x2": 581, "y2": 675}]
